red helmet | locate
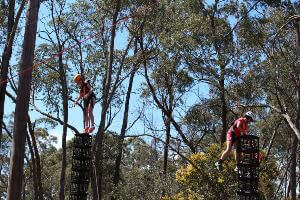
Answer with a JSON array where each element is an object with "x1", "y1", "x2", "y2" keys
[{"x1": 74, "y1": 74, "x2": 83, "y2": 83}]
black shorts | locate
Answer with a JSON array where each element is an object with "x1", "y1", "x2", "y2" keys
[{"x1": 84, "y1": 93, "x2": 96, "y2": 110}]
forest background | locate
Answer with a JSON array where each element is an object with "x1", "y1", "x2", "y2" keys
[{"x1": 1, "y1": 0, "x2": 300, "y2": 199}]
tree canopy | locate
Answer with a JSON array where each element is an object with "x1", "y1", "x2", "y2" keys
[{"x1": 1, "y1": 0, "x2": 300, "y2": 199}]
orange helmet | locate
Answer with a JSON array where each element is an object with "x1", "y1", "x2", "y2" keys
[{"x1": 74, "y1": 74, "x2": 83, "y2": 83}]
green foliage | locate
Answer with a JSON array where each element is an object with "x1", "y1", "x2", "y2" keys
[
  {"x1": 171, "y1": 144, "x2": 237, "y2": 200},
  {"x1": 259, "y1": 151, "x2": 280, "y2": 199},
  {"x1": 112, "y1": 137, "x2": 178, "y2": 199},
  {"x1": 3, "y1": 0, "x2": 300, "y2": 198},
  {"x1": 163, "y1": 144, "x2": 278, "y2": 200}
]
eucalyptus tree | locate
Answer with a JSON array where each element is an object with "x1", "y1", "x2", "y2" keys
[
  {"x1": 143, "y1": 49, "x2": 196, "y2": 156},
  {"x1": 234, "y1": 1, "x2": 300, "y2": 199},
  {"x1": 6, "y1": 0, "x2": 41, "y2": 198},
  {"x1": 0, "y1": 114, "x2": 13, "y2": 199},
  {"x1": 112, "y1": 136, "x2": 179, "y2": 200},
  {"x1": 88, "y1": 0, "x2": 149, "y2": 198},
  {"x1": 112, "y1": 36, "x2": 141, "y2": 197},
  {"x1": 32, "y1": 0, "x2": 75, "y2": 198},
  {"x1": 183, "y1": 99, "x2": 218, "y2": 150},
  {"x1": 157, "y1": 0, "x2": 238, "y2": 144},
  {"x1": 0, "y1": 0, "x2": 26, "y2": 164},
  {"x1": 137, "y1": 0, "x2": 197, "y2": 161}
]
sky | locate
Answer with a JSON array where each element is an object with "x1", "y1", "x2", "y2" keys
[
  {"x1": 6, "y1": 0, "x2": 275, "y2": 148},
  {"x1": 3, "y1": 1, "x2": 210, "y2": 149}
]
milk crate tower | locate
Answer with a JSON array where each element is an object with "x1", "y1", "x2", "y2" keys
[
  {"x1": 236, "y1": 135, "x2": 260, "y2": 200},
  {"x1": 69, "y1": 133, "x2": 92, "y2": 200}
]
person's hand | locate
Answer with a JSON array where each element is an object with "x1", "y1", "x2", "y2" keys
[{"x1": 84, "y1": 94, "x2": 88, "y2": 99}]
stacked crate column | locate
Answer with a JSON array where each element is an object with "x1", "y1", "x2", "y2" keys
[
  {"x1": 69, "y1": 133, "x2": 92, "y2": 200},
  {"x1": 237, "y1": 135, "x2": 259, "y2": 200}
]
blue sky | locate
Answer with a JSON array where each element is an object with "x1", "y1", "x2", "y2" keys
[
  {"x1": 3, "y1": 3, "x2": 208, "y2": 149},
  {"x1": 7, "y1": 0, "x2": 282, "y2": 148}
]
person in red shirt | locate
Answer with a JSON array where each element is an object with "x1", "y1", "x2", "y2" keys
[
  {"x1": 215, "y1": 111, "x2": 255, "y2": 171},
  {"x1": 74, "y1": 74, "x2": 96, "y2": 134}
]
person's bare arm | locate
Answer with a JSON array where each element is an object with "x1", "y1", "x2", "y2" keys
[
  {"x1": 236, "y1": 121, "x2": 246, "y2": 135},
  {"x1": 74, "y1": 93, "x2": 83, "y2": 105},
  {"x1": 84, "y1": 82, "x2": 93, "y2": 99}
]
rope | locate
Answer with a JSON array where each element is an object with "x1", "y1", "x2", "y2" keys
[{"x1": 0, "y1": 2, "x2": 157, "y2": 86}]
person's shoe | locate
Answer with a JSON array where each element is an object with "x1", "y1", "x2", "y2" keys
[
  {"x1": 215, "y1": 160, "x2": 223, "y2": 171},
  {"x1": 88, "y1": 126, "x2": 95, "y2": 133},
  {"x1": 84, "y1": 127, "x2": 89, "y2": 134},
  {"x1": 234, "y1": 166, "x2": 238, "y2": 172}
]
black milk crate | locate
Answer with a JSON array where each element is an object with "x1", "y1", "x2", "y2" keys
[
  {"x1": 238, "y1": 135, "x2": 259, "y2": 154},
  {"x1": 73, "y1": 133, "x2": 92, "y2": 148},
  {"x1": 237, "y1": 165, "x2": 259, "y2": 181},
  {"x1": 69, "y1": 193, "x2": 88, "y2": 200},
  {"x1": 72, "y1": 147, "x2": 92, "y2": 160},
  {"x1": 71, "y1": 170, "x2": 89, "y2": 183},
  {"x1": 238, "y1": 152, "x2": 260, "y2": 167},
  {"x1": 237, "y1": 134, "x2": 260, "y2": 200},
  {"x1": 70, "y1": 182, "x2": 89, "y2": 193},
  {"x1": 72, "y1": 157, "x2": 91, "y2": 170},
  {"x1": 69, "y1": 133, "x2": 92, "y2": 200}
]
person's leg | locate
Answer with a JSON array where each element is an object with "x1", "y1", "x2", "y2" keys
[
  {"x1": 83, "y1": 99, "x2": 88, "y2": 132},
  {"x1": 233, "y1": 141, "x2": 240, "y2": 172},
  {"x1": 88, "y1": 97, "x2": 96, "y2": 133},
  {"x1": 216, "y1": 140, "x2": 233, "y2": 170},
  {"x1": 220, "y1": 140, "x2": 233, "y2": 161},
  {"x1": 233, "y1": 141, "x2": 240, "y2": 163},
  {"x1": 84, "y1": 107, "x2": 89, "y2": 132}
]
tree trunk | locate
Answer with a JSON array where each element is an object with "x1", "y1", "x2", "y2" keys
[
  {"x1": 93, "y1": 1, "x2": 121, "y2": 199},
  {"x1": 163, "y1": 117, "x2": 171, "y2": 175},
  {"x1": 289, "y1": 134, "x2": 298, "y2": 200},
  {"x1": 0, "y1": 0, "x2": 14, "y2": 147},
  {"x1": 25, "y1": 130, "x2": 39, "y2": 200},
  {"x1": 220, "y1": 65, "x2": 227, "y2": 144},
  {"x1": 289, "y1": 18, "x2": 300, "y2": 200},
  {"x1": 208, "y1": 1, "x2": 228, "y2": 144},
  {"x1": 58, "y1": 45, "x2": 69, "y2": 200},
  {"x1": 163, "y1": 74, "x2": 173, "y2": 176},
  {"x1": 0, "y1": 0, "x2": 25, "y2": 158},
  {"x1": 6, "y1": 0, "x2": 40, "y2": 198},
  {"x1": 27, "y1": 117, "x2": 43, "y2": 200},
  {"x1": 112, "y1": 54, "x2": 138, "y2": 191},
  {"x1": 49, "y1": 1, "x2": 69, "y2": 197}
]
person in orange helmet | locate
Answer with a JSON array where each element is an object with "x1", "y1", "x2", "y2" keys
[
  {"x1": 74, "y1": 74, "x2": 96, "y2": 134},
  {"x1": 215, "y1": 111, "x2": 255, "y2": 171}
]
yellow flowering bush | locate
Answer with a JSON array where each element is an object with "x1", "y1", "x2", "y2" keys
[{"x1": 167, "y1": 144, "x2": 278, "y2": 200}]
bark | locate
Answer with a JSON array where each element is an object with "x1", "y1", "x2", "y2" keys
[
  {"x1": 219, "y1": 65, "x2": 227, "y2": 144},
  {"x1": 27, "y1": 118, "x2": 43, "y2": 200},
  {"x1": 0, "y1": 0, "x2": 15, "y2": 145},
  {"x1": 0, "y1": 0, "x2": 25, "y2": 158},
  {"x1": 111, "y1": 66, "x2": 138, "y2": 199},
  {"x1": 163, "y1": 116, "x2": 171, "y2": 175},
  {"x1": 25, "y1": 130, "x2": 38, "y2": 200},
  {"x1": 93, "y1": 1, "x2": 121, "y2": 199},
  {"x1": 33, "y1": 104, "x2": 79, "y2": 134},
  {"x1": 209, "y1": 1, "x2": 228, "y2": 144},
  {"x1": 112, "y1": 42, "x2": 138, "y2": 192},
  {"x1": 58, "y1": 47, "x2": 69, "y2": 200},
  {"x1": 289, "y1": 134, "x2": 298, "y2": 200},
  {"x1": 289, "y1": 18, "x2": 300, "y2": 200},
  {"x1": 6, "y1": 0, "x2": 40, "y2": 198},
  {"x1": 163, "y1": 70, "x2": 174, "y2": 176},
  {"x1": 50, "y1": 1, "x2": 69, "y2": 198},
  {"x1": 266, "y1": 121, "x2": 281, "y2": 160}
]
